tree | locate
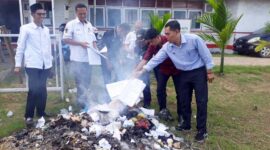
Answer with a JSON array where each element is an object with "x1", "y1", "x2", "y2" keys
[
  {"x1": 197, "y1": 0, "x2": 242, "y2": 75},
  {"x1": 149, "y1": 13, "x2": 171, "y2": 34}
]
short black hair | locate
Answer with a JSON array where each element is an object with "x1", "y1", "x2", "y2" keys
[
  {"x1": 136, "y1": 29, "x2": 146, "y2": 40},
  {"x1": 75, "y1": 3, "x2": 87, "y2": 11},
  {"x1": 30, "y1": 3, "x2": 43, "y2": 13},
  {"x1": 165, "y1": 20, "x2": 181, "y2": 31},
  {"x1": 145, "y1": 28, "x2": 159, "y2": 40},
  {"x1": 118, "y1": 23, "x2": 131, "y2": 32}
]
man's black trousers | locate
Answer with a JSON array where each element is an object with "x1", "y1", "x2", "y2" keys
[
  {"x1": 25, "y1": 67, "x2": 50, "y2": 118},
  {"x1": 179, "y1": 66, "x2": 208, "y2": 132}
]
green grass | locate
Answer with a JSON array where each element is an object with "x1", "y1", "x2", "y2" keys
[
  {"x1": 1, "y1": 66, "x2": 270, "y2": 149},
  {"x1": 213, "y1": 65, "x2": 270, "y2": 74},
  {"x1": 0, "y1": 93, "x2": 68, "y2": 138},
  {"x1": 151, "y1": 66, "x2": 270, "y2": 150}
]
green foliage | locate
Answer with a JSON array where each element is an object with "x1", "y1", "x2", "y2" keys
[
  {"x1": 197, "y1": 0, "x2": 242, "y2": 74},
  {"x1": 149, "y1": 13, "x2": 171, "y2": 34},
  {"x1": 255, "y1": 40, "x2": 270, "y2": 52},
  {"x1": 264, "y1": 22, "x2": 270, "y2": 33},
  {"x1": 256, "y1": 14, "x2": 270, "y2": 52}
]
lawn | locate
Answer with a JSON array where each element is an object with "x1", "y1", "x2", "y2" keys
[
  {"x1": 0, "y1": 66, "x2": 270, "y2": 150},
  {"x1": 151, "y1": 66, "x2": 270, "y2": 150}
]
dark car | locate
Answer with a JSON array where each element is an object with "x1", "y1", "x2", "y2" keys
[{"x1": 233, "y1": 28, "x2": 270, "y2": 58}]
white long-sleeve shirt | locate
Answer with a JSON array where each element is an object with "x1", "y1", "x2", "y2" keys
[{"x1": 15, "y1": 22, "x2": 53, "y2": 69}]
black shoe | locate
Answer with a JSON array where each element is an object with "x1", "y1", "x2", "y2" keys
[
  {"x1": 157, "y1": 108, "x2": 174, "y2": 121},
  {"x1": 195, "y1": 130, "x2": 208, "y2": 143},
  {"x1": 143, "y1": 105, "x2": 150, "y2": 109},
  {"x1": 25, "y1": 118, "x2": 34, "y2": 129},
  {"x1": 176, "y1": 123, "x2": 191, "y2": 131}
]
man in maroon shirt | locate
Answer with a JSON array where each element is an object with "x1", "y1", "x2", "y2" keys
[{"x1": 134, "y1": 28, "x2": 182, "y2": 122}]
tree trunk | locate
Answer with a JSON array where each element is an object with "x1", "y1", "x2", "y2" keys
[{"x1": 219, "y1": 46, "x2": 225, "y2": 75}]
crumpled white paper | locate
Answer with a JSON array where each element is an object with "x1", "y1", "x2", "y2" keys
[
  {"x1": 89, "y1": 124, "x2": 104, "y2": 137},
  {"x1": 36, "y1": 117, "x2": 45, "y2": 128},
  {"x1": 123, "y1": 119, "x2": 135, "y2": 128},
  {"x1": 6, "y1": 111, "x2": 13, "y2": 117},
  {"x1": 89, "y1": 112, "x2": 100, "y2": 122},
  {"x1": 139, "y1": 107, "x2": 155, "y2": 116},
  {"x1": 98, "y1": 138, "x2": 112, "y2": 150}
]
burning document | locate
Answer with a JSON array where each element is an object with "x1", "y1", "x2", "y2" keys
[
  {"x1": 106, "y1": 80, "x2": 128, "y2": 100},
  {"x1": 106, "y1": 79, "x2": 146, "y2": 107}
]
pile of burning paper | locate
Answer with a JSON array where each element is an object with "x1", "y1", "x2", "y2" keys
[{"x1": 0, "y1": 79, "x2": 193, "y2": 150}]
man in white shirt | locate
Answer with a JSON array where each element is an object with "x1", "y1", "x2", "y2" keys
[
  {"x1": 123, "y1": 21, "x2": 143, "y2": 57},
  {"x1": 63, "y1": 3, "x2": 98, "y2": 111},
  {"x1": 14, "y1": 3, "x2": 53, "y2": 126}
]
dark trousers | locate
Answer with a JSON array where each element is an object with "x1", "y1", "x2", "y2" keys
[
  {"x1": 70, "y1": 61, "x2": 91, "y2": 109},
  {"x1": 101, "y1": 58, "x2": 112, "y2": 84},
  {"x1": 179, "y1": 66, "x2": 208, "y2": 132},
  {"x1": 101, "y1": 58, "x2": 123, "y2": 84},
  {"x1": 25, "y1": 67, "x2": 50, "y2": 118},
  {"x1": 142, "y1": 67, "x2": 159, "y2": 106},
  {"x1": 140, "y1": 71, "x2": 151, "y2": 106},
  {"x1": 157, "y1": 71, "x2": 181, "y2": 113}
]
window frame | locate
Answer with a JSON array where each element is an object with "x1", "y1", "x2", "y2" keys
[
  {"x1": 173, "y1": 9, "x2": 187, "y2": 19},
  {"x1": 89, "y1": 6, "x2": 105, "y2": 28},
  {"x1": 204, "y1": 3, "x2": 214, "y2": 13},
  {"x1": 123, "y1": 7, "x2": 139, "y2": 26},
  {"x1": 156, "y1": 8, "x2": 171, "y2": 18},
  {"x1": 140, "y1": 8, "x2": 155, "y2": 28},
  {"x1": 106, "y1": 7, "x2": 123, "y2": 28},
  {"x1": 188, "y1": 9, "x2": 202, "y2": 30}
]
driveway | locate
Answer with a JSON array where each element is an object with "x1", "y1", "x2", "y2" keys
[{"x1": 213, "y1": 56, "x2": 270, "y2": 66}]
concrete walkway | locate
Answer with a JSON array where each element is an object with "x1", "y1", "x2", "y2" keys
[{"x1": 213, "y1": 57, "x2": 270, "y2": 66}]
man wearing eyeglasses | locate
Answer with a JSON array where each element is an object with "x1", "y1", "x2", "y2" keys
[
  {"x1": 63, "y1": 3, "x2": 98, "y2": 111},
  {"x1": 14, "y1": 3, "x2": 52, "y2": 127}
]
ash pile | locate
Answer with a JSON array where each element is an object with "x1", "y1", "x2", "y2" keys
[
  {"x1": 0, "y1": 106, "x2": 192, "y2": 150},
  {"x1": 0, "y1": 79, "x2": 192, "y2": 150}
]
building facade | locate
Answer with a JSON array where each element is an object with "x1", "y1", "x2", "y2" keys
[{"x1": 1, "y1": 0, "x2": 270, "y2": 46}]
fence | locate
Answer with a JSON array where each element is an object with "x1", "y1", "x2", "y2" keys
[{"x1": 0, "y1": 34, "x2": 64, "y2": 100}]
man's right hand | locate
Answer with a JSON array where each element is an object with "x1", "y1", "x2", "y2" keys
[
  {"x1": 80, "y1": 42, "x2": 89, "y2": 49},
  {"x1": 14, "y1": 67, "x2": 21, "y2": 74},
  {"x1": 132, "y1": 69, "x2": 145, "y2": 79}
]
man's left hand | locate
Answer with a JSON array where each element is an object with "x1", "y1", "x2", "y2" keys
[{"x1": 207, "y1": 72, "x2": 215, "y2": 83}]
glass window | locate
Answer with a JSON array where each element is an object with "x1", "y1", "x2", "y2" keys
[
  {"x1": 174, "y1": 11, "x2": 186, "y2": 19},
  {"x1": 189, "y1": 11, "x2": 201, "y2": 29},
  {"x1": 157, "y1": 10, "x2": 171, "y2": 18},
  {"x1": 90, "y1": 8, "x2": 104, "y2": 27},
  {"x1": 125, "y1": 9, "x2": 138, "y2": 25},
  {"x1": 107, "y1": 8, "x2": 121, "y2": 28},
  {"x1": 205, "y1": 4, "x2": 213, "y2": 12},
  {"x1": 141, "y1": 9, "x2": 154, "y2": 28}
]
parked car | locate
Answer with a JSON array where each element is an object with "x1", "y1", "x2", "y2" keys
[{"x1": 233, "y1": 28, "x2": 270, "y2": 58}]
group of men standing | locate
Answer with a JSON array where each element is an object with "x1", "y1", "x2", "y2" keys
[{"x1": 14, "y1": 2, "x2": 214, "y2": 142}]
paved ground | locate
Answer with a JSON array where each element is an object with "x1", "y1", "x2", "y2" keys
[{"x1": 213, "y1": 56, "x2": 270, "y2": 66}]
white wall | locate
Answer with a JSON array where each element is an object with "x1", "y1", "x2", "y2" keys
[
  {"x1": 54, "y1": 0, "x2": 88, "y2": 30},
  {"x1": 227, "y1": 0, "x2": 270, "y2": 32}
]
